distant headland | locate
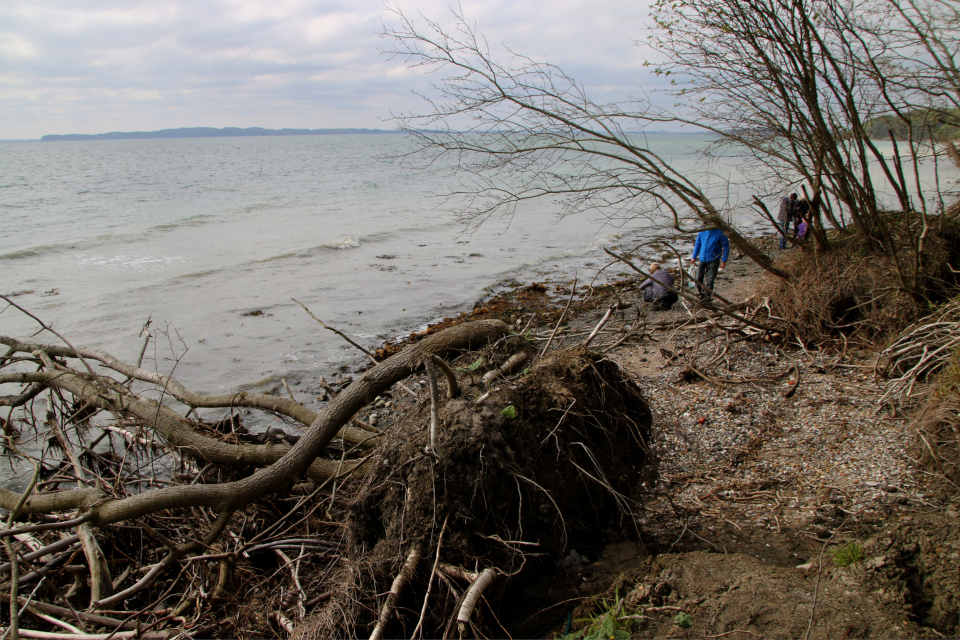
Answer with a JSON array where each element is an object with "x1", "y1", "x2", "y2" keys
[{"x1": 39, "y1": 127, "x2": 401, "y2": 142}]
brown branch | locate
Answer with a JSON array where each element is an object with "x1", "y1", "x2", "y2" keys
[
  {"x1": 429, "y1": 355, "x2": 460, "y2": 399},
  {"x1": 0, "y1": 338, "x2": 378, "y2": 450},
  {"x1": 541, "y1": 275, "x2": 577, "y2": 357},
  {"x1": 604, "y1": 248, "x2": 783, "y2": 334},
  {"x1": 5, "y1": 320, "x2": 509, "y2": 528},
  {"x1": 293, "y1": 298, "x2": 378, "y2": 363}
]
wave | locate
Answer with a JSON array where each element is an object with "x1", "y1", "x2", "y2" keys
[
  {"x1": 170, "y1": 267, "x2": 223, "y2": 281},
  {"x1": 250, "y1": 237, "x2": 362, "y2": 265},
  {"x1": 0, "y1": 246, "x2": 48, "y2": 260},
  {"x1": 2, "y1": 215, "x2": 219, "y2": 260},
  {"x1": 149, "y1": 214, "x2": 215, "y2": 232},
  {"x1": 323, "y1": 236, "x2": 361, "y2": 250},
  {"x1": 0, "y1": 236, "x2": 112, "y2": 260}
]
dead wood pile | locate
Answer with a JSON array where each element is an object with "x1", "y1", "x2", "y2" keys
[{"x1": 0, "y1": 308, "x2": 654, "y2": 639}]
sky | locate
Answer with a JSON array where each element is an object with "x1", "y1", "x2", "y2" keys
[{"x1": 0, "y1": 0, "x2": 662, "y2": 140}]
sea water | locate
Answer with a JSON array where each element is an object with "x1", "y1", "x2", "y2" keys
[
  {"x1": 1, "y1": 133, "x2": 954, "y2": 425},
  {"x1": 0, "y1": 134, "x2": 701, "y2": 400}
]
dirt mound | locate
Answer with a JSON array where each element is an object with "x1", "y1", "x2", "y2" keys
[
  {"x1": 757, "y1": 222, "x2": 960, "y2": 345},
  {"x1": 298, "y1": 347, "x2": 655, "y2": 638},
  {"x1": 591, "y1": 550, "x2": 922, "y2": 639},
  {"x1": 855, "y1": 513, "x2": 960, "y2": 636},
  {"x1": 563, "y1": 512, "x2": 960, "y2": 639}
]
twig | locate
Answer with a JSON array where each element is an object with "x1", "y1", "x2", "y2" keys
[
  {"x1": 95, "y1": 510, "x2": 234, "y2": 608},
  {"x1": 0, "y1": 536, "x2": 80, "y2": 578},
  {"x1": 43, "y1": 386, "x2": 113, "y2": 605},
  {"x1": 540, "y1": 275, "x2": 577, "y2": 357},
  {"x1": 581, "y1": 305, "x2": 617, "y2": 348},
  {"x1": 293, "y1": 298, "x2": 377, "y2": 363},
  {"x1": 281, "y1": 379, "x2": 297, "y2": 403},
  {"x1": 274, "y1": 612, "x2": 295, "y2": 636},
  {"x1": 783, "y1": 361, "x2": 801, "y2": 398},
  {"x1": 3, "y1": 456, "x2": 41, "y2": 640},
  {"x1": 294, "y1": 297, "x2": 417, "y2": 397},
  {"x1": 412, "y1": 515, "x2": 449, "y2": 640},
  {"x1": 804, "y1": 518, "x2": 850, "y2": 640},
  {"x1": 274, "y1": 548, "x2": 306, "y2": 620},
  {"x1": 437, "y1": 564, "x2": 479, "y2": 583},
  {"x1": 482, "y1": 351, "x2": 529, "y2": 386},
  {"x1": 9, "y1": 631, "x2": 169, "y2": 640},
  {"x1": 429, "y1": 355, "x2": 459, "y2": 399},
  {"x1": 705, "y1": 630, "x2": 761, "y2": 638},
  {"x1": 0, "y1": 295, "x2": 97, "y2": 378},
  {"x1": 424, "y1": 358, "x2": 441, "y2": 456}
]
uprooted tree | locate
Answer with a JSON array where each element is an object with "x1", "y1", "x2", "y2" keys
[{"x1": 0, "y1": 296, "x2": 658, "y2": 638}]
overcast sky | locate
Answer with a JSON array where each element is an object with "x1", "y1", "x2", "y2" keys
[{"x1": 0, "y1": 0, "x2": 663, "y2": 140}]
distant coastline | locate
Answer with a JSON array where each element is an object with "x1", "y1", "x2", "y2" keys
[
  {"x1": 0, "y1": 127, "x2": 708, "y2": 143},
  {"x1": 33, "y1": 126, "x2": 403, "y2": 142}
]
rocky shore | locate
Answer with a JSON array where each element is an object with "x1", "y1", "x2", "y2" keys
[{"x1": 356, "y1": 236, "x2": 959, "y2": 638}]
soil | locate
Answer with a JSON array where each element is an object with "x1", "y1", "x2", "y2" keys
[
  {"x1": 297, "y1": 237, "x2": 960, "y2": 639},
  {"x1": 304, "y1": 347, "x2": 656, "y2": 637},
  {"x1": 521, "y1": 246, "x2": 960, "y2": 640}
]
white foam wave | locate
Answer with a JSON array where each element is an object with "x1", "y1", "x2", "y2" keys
[{"x1": 323, "y1": 236, "x2": 361, "y2": 249}]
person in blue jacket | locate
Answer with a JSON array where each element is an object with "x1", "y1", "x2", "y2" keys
[{"x1": 691, "y1": 227, "x2": 730, "y2": 303}]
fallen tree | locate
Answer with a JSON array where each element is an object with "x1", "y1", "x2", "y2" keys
[
  {"x1": 0, "y1": 317, "x2": 508, "y2": 623},
  {"x1": 0, "y1": 300, "x2": 661, "y2": 638},
  {"x1": 0, "y1": 320, "x2": 509, "y2": 524}
]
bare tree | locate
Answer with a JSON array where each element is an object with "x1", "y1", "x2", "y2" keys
[
  {"x1": 382, "y1": 7, "x2": 789, "y2": 279},
  {"x1": 648, "y1": 0, "x2": 958, "y2": 290},
  {"x1": 383, "y1": 0, "x2": 959, "y2": 292}
]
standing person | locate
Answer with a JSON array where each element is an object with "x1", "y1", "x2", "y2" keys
[
  {"x1": 790, "y1": 194, "x2": 810, "y2": 237},
  {"x1": 777, "y1": 195, "x2": 793, "y2": 250},
  {"x1": 691, "y1": 226, "x2": 730, "y2": 303},
  {"x1": 638, "y1": 263, "x2": 678, "y2": 310}
]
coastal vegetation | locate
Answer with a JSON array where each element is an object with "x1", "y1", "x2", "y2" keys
[
  {"x1": 1, "y1": 0, "x2": 959, "y2": 637},
  {"x1": 864, "y1": 108, "x2": 960, "y2": 142}
]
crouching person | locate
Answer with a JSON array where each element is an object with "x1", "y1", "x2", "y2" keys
[{"x1": 638, "y1": 263, "x2": 679, "y2": 310}]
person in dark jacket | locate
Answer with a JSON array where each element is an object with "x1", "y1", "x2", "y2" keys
[
  {"x1": 638, "y1": 263, "x2": 678, "y2": 310},
  {"x1": 691, "y1": 227, "x2": 730, "y2": 303}
]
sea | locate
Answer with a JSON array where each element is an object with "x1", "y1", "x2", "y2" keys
[{"x1": 1, "y1": 133, "x2": 955, "y2": 439}]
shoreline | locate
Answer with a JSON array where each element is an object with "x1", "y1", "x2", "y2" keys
[{"x1": 347, "y1": 234, "x2": 958, "y2": 638}]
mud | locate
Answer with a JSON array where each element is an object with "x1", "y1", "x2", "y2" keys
[{"x1": 554, "y1": 512, "x2": 960, "y2": 639}]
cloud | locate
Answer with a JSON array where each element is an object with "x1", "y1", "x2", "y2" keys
[{"x1": 0, "y1": 0, "x2": 665, "y2": 139}]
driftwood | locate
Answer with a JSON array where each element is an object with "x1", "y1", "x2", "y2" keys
[
  {"x1": 0, "y1": 316, "x2": 508, "y2": 636},
  {"x1": 0, "y1": 320, "x2": 508, "y2": 524},
  {"x1": 0, "y1": 306, "x2": 653, "y2": 638}
]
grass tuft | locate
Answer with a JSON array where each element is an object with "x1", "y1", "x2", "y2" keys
[{"x1": 832, "y1": 540, "x2": 864, "y2": 567}]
